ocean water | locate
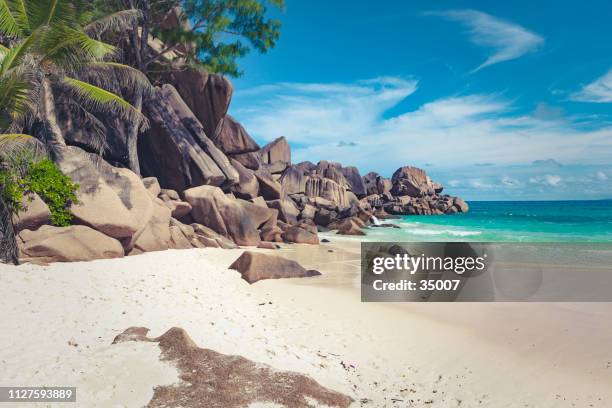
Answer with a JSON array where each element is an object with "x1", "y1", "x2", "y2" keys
[{"x1": 364, "y1": 200, "x2": 612, "y2": 242}]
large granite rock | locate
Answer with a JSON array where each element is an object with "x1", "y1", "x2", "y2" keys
[
  {"x1": 281, "y1": 225, "x2": 319, "y2": 244},
  {"x1": 184, "y1": 185, "x2": 261, "y2": 246},
  {"x1": 129, "y1": 197, "x2": 172, "y2": 254},
  {"x1": 213, "y1": 115, "x2": 260, "y2": 155},
  {"x1": 260, "y1": 136, "x2": 290, "y2": 166},
  {"x1": 229, "y1": 158, "x2": 259, "y2": 199},
  {"x1": 55, "y1": 147, "x2": 150, "y2": 244},
  {"x1": 305, "y1": 175, "x2": 354, "y2": 209},
  {"x1": 254, "y1": 167, "x2": 282, "y2": 200},
  {"x1": 363, "y1": 171, "x2": 392, "y2": 195},
  {"x1": 279, "y1": 165, "x2": 308, "y2": 195},
  {"x1": 170, "y1": 69, "x2": 232, "y2": 139},
  {"x1": 19, "y1": 225, "x2": 124, "y2": 263},
  {"x1": 340, "y1": 166, "x2": 367, "y2": 198},
  {"x1": 229, "y1": 251, "x2": 321, "y2": 283},
  {"x1": 140, "y1": 84, "x2": 238, "y2": 193},
  {"x1": 390, "y1": 166, "x2": 434, "y2": 197},
  {"x1": 266, "y1": 198, "x2": 299, "y2": 224},
  {"x1": 12, "y1": 193, "x2": 51, "y2": 232}
]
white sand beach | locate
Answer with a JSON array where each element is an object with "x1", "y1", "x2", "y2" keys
[{"x1": 1, "y1": 240, "x2": 611, "y2": 407}]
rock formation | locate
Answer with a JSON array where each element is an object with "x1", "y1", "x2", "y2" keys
[{"x1": 229, "y1": 251, "x2": 321, "y2": 283}]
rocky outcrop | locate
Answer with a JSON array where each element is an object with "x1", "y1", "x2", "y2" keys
[
  {"x1": 18, "y1": 225, "x2": 124, "y2": 263},
  {"x1": 260, "y1": 136, "x2": 290, "y2": 168},
  {"x1": 55, "y1": 147, "x2": 148, "y2": 244},
  {"x1": 229, "y1": 251, "x2": 321, "y2": 283},
  {"x1": 212, "y1": 114, "x2": 260, "y2": 155},
  {"x1": 113, "y1": 326, "x2": 352, "y2": 408},
  {"x1": 170, "y1": 69, "x2": 232, "y2": 140},
  {"x1": 363, "y1": 171, "x2": 392, "y2": 195},
  {"x1": 12, "y1": 193, "x2": 51, "y2": 232},
  {"x1": 229, "y1": 158, "x2": 259, "y2": 199},
  {"x1": 341, "y1": 166, "x2": 367, "y2": 198},
  {"x1": 140, "y1": 84, "x2": 238, "y2": 193},
  {"x1": 184, "y1": 185, "x2": 261, "y2": 246},
  {"x1": 391, "y1": 166, "x2": 434, "y2": 197}
]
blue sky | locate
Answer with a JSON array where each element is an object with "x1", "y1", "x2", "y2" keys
[{"x1": 228, "y1": 0, "x2": 612, "y2": 200}]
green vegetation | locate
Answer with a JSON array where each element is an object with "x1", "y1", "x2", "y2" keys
[
  {"x1": 98, "y1": 0, "x2": 284, "y2": 77},
  {"x1": 0, "y1": 155, "x2": 78, "y2": 227},
  {"x1": 25, "y1": 160, "x2": 79, "y2": 226}
]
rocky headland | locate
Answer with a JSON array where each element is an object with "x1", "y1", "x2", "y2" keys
[{"x1": 14, "y1": 68, "x2": 468, "y2": 264}]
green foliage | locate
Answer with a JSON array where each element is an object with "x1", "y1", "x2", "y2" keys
[
  {"x1": 0, "y1": 158, "x2": 78, "y2": 227},
  {"x1": 173, "y1": 0, "x2": 284, "y2": 76},
  {"x1": 24, "y1": 159, "x2": 78, "y2": 226}
]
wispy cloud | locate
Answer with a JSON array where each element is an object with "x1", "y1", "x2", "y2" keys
[
  {"x1": 427, "y1": 9, "x2": 544, "y2": 72},
  {"x1": 231, "y1": 77, "x2": 612, "y2": 200},
  {"x1": 570, "y1": 69, "x2": 612, "y2": 103}
]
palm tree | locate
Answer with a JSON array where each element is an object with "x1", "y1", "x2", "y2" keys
[
  {"x1": 0, "y1": 0, "x2": 150, "y2": 154},
  {"x1": 0, "y1": 0, "x2": 151, "y2": 263}
]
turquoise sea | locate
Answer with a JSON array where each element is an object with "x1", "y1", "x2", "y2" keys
[{"x1": 366, "y1": 200, "x2": 612, "y2": 242}]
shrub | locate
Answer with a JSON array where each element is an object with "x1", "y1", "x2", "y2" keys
[
  {"x1": 24, "y1": 160, "x2": 79, "y2": 227},
  {"x1": 1, "y1": 159, "x2": 79, "y2": 227}
]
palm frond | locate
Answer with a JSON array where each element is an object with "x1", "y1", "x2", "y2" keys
[
  {"x1": 62, "y1": 77, "x2": 149, "y2": 130},
  {"x1": 84, "y1": 9, "x2": 141, "y2": 37},
  {"x1": 42, "y1": 25, "x2": 115, "y2": 67},
  {"x1": 26, "y1": 0, "x2": 72, "y2": 30},
  {"x1": 0, "y1": 0, "x2": 20, "y2": 37},
  {"x1": 0, "y1": 65, "x2": 35, "y2": 128},
  {"x1": 79, "y1": 61, "x2": 152, "y2": 96},
  {"x1": 0, "y1": 29, "x2": 38, "y2": 75},
  {"x1": 0, "y1": 133, "x2": 46, "y2": 162}
]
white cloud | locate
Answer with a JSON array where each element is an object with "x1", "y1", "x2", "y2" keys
[
  {"x1": 544, "y1": 174, "x2": 562, "y2": 186},
  {"x1": 428, "y1": 9, "x2": 544, "y2": 72},
  {"x1": 570, "y1": 69, "x2": 612, "y2": 103},
  {"x1": 597, "y1": 171, "x2": 608, "y2": 181}
]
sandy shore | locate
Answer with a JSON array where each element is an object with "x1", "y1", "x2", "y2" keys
[{"x1": 1, "y1": 238, "x2": 611, "y2": 407}]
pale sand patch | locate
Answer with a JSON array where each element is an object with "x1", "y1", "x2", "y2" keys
[{"x1": 1, "y1": 242, "x2": 611, "y2": 407}]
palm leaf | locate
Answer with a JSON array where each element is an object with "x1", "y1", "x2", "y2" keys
[
  {"x1": 0, "y1": 65, "x2": 34, "y2": 128},
  {"x1": 81, "y1": 62, "x2": 152, "y2": 96},
  {"x1": 84, "y1": 9, "x2": 141, "y2": 37},
  {"x1": 62, "y1": 77, "x2": 149, "y2": 130},
  {"x1": 0, "y1": 29, "x2": 39, "y2": 75},
  {"x1": 42, "y1": 25, "x2": 115, "y2": 66},
  {"x1": 0, "y1": 133, "x2": 46, "y2": 161},
  {"x1": 0, "y1": 0, "x2": 20, "y2": 37}
]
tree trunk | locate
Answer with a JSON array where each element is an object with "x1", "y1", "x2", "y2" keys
[
  {"x1": 41, "y1": 79, "x2": 66, "y2": 147},
  {"x1": 0, "y1": 196, "x2": 19, "y2": 265},
  {"x1": 126, "y1": 89, "x2": 143, "y2": 175}
]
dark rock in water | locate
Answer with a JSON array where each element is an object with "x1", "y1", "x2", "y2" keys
[
  {"x1": 260, "y1": 136, "x2": 291, "y2": 165},
  {"x1": 454, "y1": 197, "x2": 469, "y2": 213},
  {"x1": 229, "y1": 251, "x2": 321, "y2": 283},
  {"x1": 371, "y1": 223, "x2": 400, "y2": 228},
  {"x1": 113, "y1": 326, "x2": 352, "y2": 407},
  {"x1": 340, "y1": 166, "x2": 367, "y2": 198},
  {"x1": 213, "y1": 114, "x2": 260, "y2": 155},
  {"x1": 321, "y1": 238, "x2": 331, "y2": 243},
  {"x1": 170, "y1": 69, "x2": 232, "y2": 140}
]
